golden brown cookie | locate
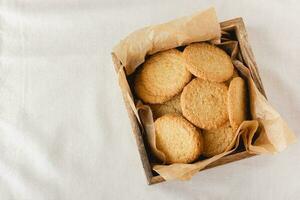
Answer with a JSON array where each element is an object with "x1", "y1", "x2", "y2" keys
[
  {"x1": 134, "y1": 49, "x2": 192, "y2": 103},
  {"x1": 154, "y1": 114, "x2": 203, "y2": 164},
  {"x1": 150, "y1": 94, "x2": 182, "y2": 119},
  {"x1": 183, "y1": 43, "x2": 234, "y2": 82},
  {"x1": 225, "y1": 68, "x2": 240, "y2": 86},
  {"x1": 181, "y1": 78, "x2": 228, "y2": 130},
  {"x1": 202, "y1": 122, "x2": 235, "y2": 157},
  {"x1": 134, "y1": 75, "x2": 171, "y2": 103},
  {"x1": 228, "y1": 77, "x2": 247, "y2": 131}
]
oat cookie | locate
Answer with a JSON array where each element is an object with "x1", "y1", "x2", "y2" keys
[
  {"x1": 154, "y1": 114, "x2": 203, "y2": 164},
  {"x1": 134, "y1": 49, "x2": 192, "y2": 103},
  {"x1": 202, "y1": 122, "x2": 235, "y2": 157},
  {"x1": 181, "y1": 78, "x2": 228, "y2": 130},
  {"x1": 150, "y1": 94, "x2": 182, "y2": 119},
  {"x1": 228, "y1": 77, "x2": 247, "y2": 131},
  {"x1": 183, "y1": 43, "x2": 234, "y2": 82},
  {"x1": 134, "y1": 75, "x2": 171, "y2": 103},
  {"x1": 225, "y1": 68, "x2": 240, "y2": 86}
]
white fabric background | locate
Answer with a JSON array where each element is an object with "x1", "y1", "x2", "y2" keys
[{"x1": 0, "y1": 0, "x2": 299, "y2": 199}]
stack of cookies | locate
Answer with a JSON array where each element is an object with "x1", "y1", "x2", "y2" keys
[{"x1": 134, "y1": 43, "x2": 247, "y2": 164}]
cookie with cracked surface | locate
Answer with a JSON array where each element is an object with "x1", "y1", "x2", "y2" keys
[
  {"x1": 134, "y1": 49, "x2": 192, "y2": 103},
  {"x1": 181, "y1": 78, "x2": 228, "y2": 130},
  {"x1": 154, "y1": 114, "x2": 203, "y2": 164},
  {"x1": 228, "y1": 77, "x2": 247, "y2": 131},
  {"x1": 183, "y1": 43, "x2": 234, "y2": 82},
  {"x1": 150, "y1": 94, "x2": 182, "y2": 119},
  {"x1": 202, "y1": 122, "x2": 235, "y2": 157}
]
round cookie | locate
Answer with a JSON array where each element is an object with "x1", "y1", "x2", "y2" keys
[
  {"x1": 183, "y1": 43, "x2": 234, "y2": 82},
  {"x1": 134, "y1": 49, "x2": 192, "y2": 103},
  {"x1": 154, "y1": 114, "x2": 203, "y2": 164},
  {"x1": 228, "y1": 77, "x2": 247, "y2": 131},
  {"x1": 202, "y1": 122, "x2": 235, "y2": 157},
  {"x1": 181, "y1": 79, "x2": 228, "y2": 130},
  {"x1": 225, "y1": 68, "x2": 240, "y2": 86},
  {"x1": 134, "y1": 75, "x2": 171, "y2": 103},
  {"x1": 150, "y1": 94, "x2": 182, "y2": 119}
]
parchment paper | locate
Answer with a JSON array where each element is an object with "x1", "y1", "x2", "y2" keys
[
  {"x1": 112, "y1": 7, "x2": 220, "y2": 75},
  {"x1": 112, "y1": 7, "x2": 297, "y2": 181}
]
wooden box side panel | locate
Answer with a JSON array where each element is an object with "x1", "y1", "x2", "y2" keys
[
  {"x1": 150, "y1": 151, "x2": 255, "y2": 185},
  {"x1": 112, "y1": 55, "x2": 153, "y2": 184},
  {"x1": 221, "y1": 18, "x2": 266, "y2": 96}
]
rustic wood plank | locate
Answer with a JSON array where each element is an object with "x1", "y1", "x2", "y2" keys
[
  {"x1": 149, "y1": 152, "x2": 255, "y2": 185},
  {"x1": 221, "y1": 18, "x2": 267, "y2": 97},
  {"x1": 112, "y1": 54, "x2": 154, "y2": 184},
  {"x1": 204, "y1": 151, "x2": 255, "y2": 169}
]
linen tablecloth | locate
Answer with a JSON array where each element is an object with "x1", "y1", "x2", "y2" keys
[{"x1": 0, "y1": 1, "x2": 299, "y2": 199}]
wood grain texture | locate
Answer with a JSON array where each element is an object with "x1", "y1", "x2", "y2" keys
[
  {"x1": 221, "y1": 18, "x2": 267, "y2": 97},
  {"x1": 112, "y1": 54, "x2": 153, "y2": 184},
  {"x1": 149, "y1": 152, "x2": 255, "y2": 185},
  {"x1": 112, "y1": 18, "x2": 266, "y2": 185}
]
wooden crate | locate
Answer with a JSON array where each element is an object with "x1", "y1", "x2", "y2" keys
[{"x1": 113, "y1": 18, "x2": 266, "y2": 185}]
